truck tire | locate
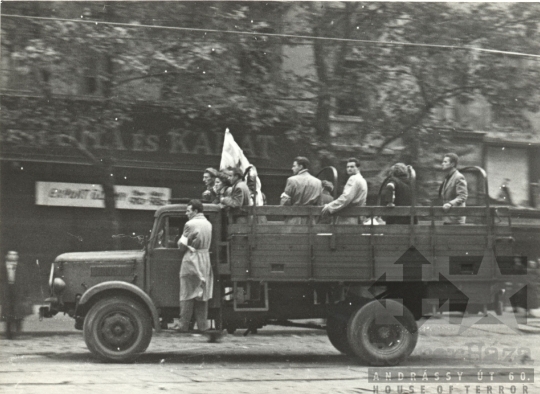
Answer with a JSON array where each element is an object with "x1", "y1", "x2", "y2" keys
[
  {"x1": 326, "y1": 314, "x2": 354, "y2": 355},
  {"x1": 83, "y1": 296, "x2": 152, "y2": 362},
  {"x1": 347, "y1": 299, "x2": 418, "y2": 366}
]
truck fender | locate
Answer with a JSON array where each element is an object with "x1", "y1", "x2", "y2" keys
[{"x1": 78, "y1": 281, "x2": 161, "y2": 332}]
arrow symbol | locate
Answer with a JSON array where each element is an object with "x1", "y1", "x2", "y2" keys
[
  {"x1": 393, "y1": 246, "x2": 431, "y2": 281},
  {"x1": 437, "y1": 273, "x2": 470, "y2": 326},
  {"x1": 368, "y1": 273, "x2": 387, "y2": 299}
]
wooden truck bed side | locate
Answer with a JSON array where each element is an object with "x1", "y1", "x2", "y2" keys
[{"x1": 227, "y1": 206, "x2": 514, "y2": 283}]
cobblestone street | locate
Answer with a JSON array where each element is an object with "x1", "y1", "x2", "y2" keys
[{"x1": 1, "y1": 312, "x2": 540, "y2": 394}]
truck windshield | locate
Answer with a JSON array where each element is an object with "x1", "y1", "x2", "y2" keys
[{"x1": 154, "y1": 216, "x2": 186, "y2": 249}]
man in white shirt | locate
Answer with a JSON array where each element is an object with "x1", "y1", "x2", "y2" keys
[{"x1": 321, "y1": 158, "x2": 367, "y2": 224}]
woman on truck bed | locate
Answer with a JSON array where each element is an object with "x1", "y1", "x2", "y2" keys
[
  {"x1": 212, "y1": 171, "x2": 231, "y2": 204},
  {"x1": 380, "y1": 163, "x2": 417, "y2": 225}
]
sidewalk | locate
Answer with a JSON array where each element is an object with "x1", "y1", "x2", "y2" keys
[{"x1": 1, "y1": 305, "x2": 78, "y2": 336}]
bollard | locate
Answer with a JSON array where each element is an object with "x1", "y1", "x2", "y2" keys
[
  {"x1": 5, "y1": 251, "x2": 19, "y2": 285},
  {"x1": 4, "y1": 251, "x2": 20, "y2": 339}
]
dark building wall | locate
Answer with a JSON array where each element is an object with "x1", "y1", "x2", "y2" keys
[
  {"x1": 0, "y1": 158, "x2": 291, "y2": 303},
  {"x1": 0, "y1": 161, "x2": 155, "y2": 303}
]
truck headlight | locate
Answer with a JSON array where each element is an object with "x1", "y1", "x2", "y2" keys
[{"x1": 52, "y1": 278, "x2": 66, "y2": 295}]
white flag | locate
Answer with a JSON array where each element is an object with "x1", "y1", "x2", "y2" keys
[{"x1": 220, "y1": 128, "x2": 264, "y2": 206}]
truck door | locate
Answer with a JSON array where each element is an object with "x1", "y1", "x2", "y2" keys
[{"x1": 147, "y1": 215, "x2": 186, "y2": 308}]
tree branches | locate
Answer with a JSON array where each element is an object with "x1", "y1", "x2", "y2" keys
[{"x1": 376, "y1": 84, "x2": 482, "y2": 154}]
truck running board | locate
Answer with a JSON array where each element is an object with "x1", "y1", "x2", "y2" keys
[{"x1": 269, "y1": 319, "x2": 325, "y2": 330}]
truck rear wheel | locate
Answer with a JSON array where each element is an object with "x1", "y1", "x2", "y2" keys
[
  {"x1": 326, "y1": 314, "x2": 354, "y2": 355},
  {"x1": 83, "y1": 296, "x2": 152, "y2": 362},
  {"x1": 347, "y1": 299, "x2": 418, "y2": 366}
]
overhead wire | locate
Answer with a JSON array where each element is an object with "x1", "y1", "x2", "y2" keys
[{"x1": 2, "y1": 13, "x2": 540, "y2": 59}]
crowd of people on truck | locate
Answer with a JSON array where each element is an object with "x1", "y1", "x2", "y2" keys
[
  {"x1": 175, "y1": 152, "x2": 468, "y2": 330},
  {"x1": 174, "y1": 152, "x2": 540, "y2": 334},
  {"x1": 199, "y1": 152, "x2": 468, "y2": 225}
]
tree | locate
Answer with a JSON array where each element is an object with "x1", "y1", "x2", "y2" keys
[
  {"x1": 1, "y1": 2, "x2": 300, "y2": 247},
  {"x1": 3, "y1": 2, "x2": 540, "y2": 204},
  {"x1": 285, "y1": 2, "x2": 540, "y2": 196}
]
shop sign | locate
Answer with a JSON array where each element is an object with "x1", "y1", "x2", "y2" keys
[
  {"x1": 35, "y1": 182, "x2": 171, "y2": 210},
  {"x1": 1, "y1": 97, "x2": 301, "y2": 171}
]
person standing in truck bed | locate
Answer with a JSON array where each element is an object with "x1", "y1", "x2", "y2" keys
[
  {"x1": 280, "y1": 156, "x2": 322, "y2": 224},
  {"x1": 212, "y1": 171, "x2": 231, "y2": 204},
  {"x1": 439, "y1": 152, "x2": 468, "y2": 224},
  {"x1": 202, "y1": 168, "x2": 218, "y2": 203},
  {"x1": 380, "y1": 163, "x2": 417, "y2": 225},
  {"x1": 220, "y1": 167, "x2": 251, "y2": 223},
  {"x1": 322, "y1": 158, "x2": 367, "y2": 224}
]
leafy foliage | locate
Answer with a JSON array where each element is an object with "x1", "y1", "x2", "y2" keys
[
  {"x1": 285, "y1": 2, "x2": 540, "y2": 171},
  {"x1": 2, "y1": 2, "x2": 298, "y2": 131},
  {"x1": 2, "y1": 2, "x2": 540, "y2": 199}
]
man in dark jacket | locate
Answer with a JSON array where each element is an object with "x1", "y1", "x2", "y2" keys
[
  {"x1": 220, "y1": 167, "x2": 251, "y2": 223},
  {"x1": 439, "y1": 153, "x2": 468, "y2": 224},
  {"x1": 202, "y1": 168, "x2": 218, "y2": 203}
]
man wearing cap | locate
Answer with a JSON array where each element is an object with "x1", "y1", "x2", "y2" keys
[
  {"x1": 280, "y1": 156, "x2": 322, "y2": 225},
  {"x1": 202, "y1": 168, "x2": 218, "y2": 203},
  {"x1": 321, "y1": 158, "x2": 367, "y2": 224},
  {"x1": 220, "y1": 167, "x2": 251, "y2": 223}
]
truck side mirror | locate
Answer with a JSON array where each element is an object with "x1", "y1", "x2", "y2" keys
[{"x1": 142, "y1": 234, "x2": 151, "y2": 251}]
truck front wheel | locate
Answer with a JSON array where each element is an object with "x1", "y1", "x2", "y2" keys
[
  {"x1": 83, "y1": 296, "x2": 152, "y2": 362},
  {"x1": 347, "y1": 299, "x2": 418, "y2": 366}
]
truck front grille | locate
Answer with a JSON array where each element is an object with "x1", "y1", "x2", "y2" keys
[{"x1": 90, "y1": 265, "x2": 133, "y2": 277}]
